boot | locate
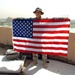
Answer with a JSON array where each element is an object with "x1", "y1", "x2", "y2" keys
[
  {"x1": 43, "y1": 61, "x2": 48, "y2": 68},
  {"x1": 31, "y1": 59, "x2": 38, "y2": 66}
]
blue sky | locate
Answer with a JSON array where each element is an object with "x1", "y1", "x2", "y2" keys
[{"x1": 0, "y1": 0, "x2": 75, "y2": 19}]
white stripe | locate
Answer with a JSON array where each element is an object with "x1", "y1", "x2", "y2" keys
[
  {"x1": 13, "y1": 37, "x2": 68, "y2": 42},
  {"x1": 33, "y1": 28, "x2": 70, "y2": 31},
  {"x1": 33, "y1": 33, "x2": 69, "y2": 37},
  {"x1": 14, "y1": 46, "x2": 67, "y2": 54},
  {"x1": 13, "y1": 37, "x2": 25, "y2": 40},
  {"x1": 33, "y1": 21, "x2": 70, "y2": 25},
  {"x1": 13, "y1": 41, "x2": 68, "y2": 48}
]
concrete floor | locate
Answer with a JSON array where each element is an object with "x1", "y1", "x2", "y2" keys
[
  {"x1": 0, "y1": 48, "x2": 75, "y2": 75},
  {"x1": 0, "y1": 48, "x2": 19, "y2": 75},
  {"x1": 25, "y1": 60, "x2": 75, "y2": 75},
  {"x1": 0, "y1": 48, "x2": 32, "y2": 75}
]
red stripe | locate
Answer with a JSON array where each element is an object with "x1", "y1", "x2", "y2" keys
[
  {"x1": 13, "y1": 39, "x2": 68, "y2": 45},
  {"x1": 34, "y1": 19, "x2": 70, "y2": 22},
  {"x1": 33, "y1": 30, "x2": 69, "y2": 34},
  {"x1": 14, "y1": 49, "x2": 67, "y2": 56},
  {"x1": 14, "y1": 44, "x2": 67, "y2": 50},
  {"x1": 33, "y1": 36, "x2": 68, "y2": 39},
  {"x1": 33, "y1": 24, "x2": 69, "y2": 28}
]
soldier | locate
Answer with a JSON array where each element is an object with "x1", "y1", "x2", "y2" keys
[{"x1": 32, "y1": 7, "x2": 48, "y2": 68}]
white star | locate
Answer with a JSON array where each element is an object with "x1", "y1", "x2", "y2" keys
[
  {"x1": 30, "y1": 32, "x2": 32, "y2": 34},
  {"x1": 29, "y1": 23, "x2": 31, "y2": 25},
  {"x1": 16, "y1": 33, "x2": 18, "y2": 35},
  {"x1": 27, "y1": 31, "x2": 28, "y2": 33},
  {"x1": 31, "y1": 21, "x2": 32, "y2": 23},
  {"x1": 20, "y1": 21, "x2": 21, "y2": 22},
  {"x1": 29, "y1": 33, "x2": 31, "y2": 36},
  {"x1": 20, "y1": 34, "x2": 21, "y2": 36},
  {"x1": 27, "y1": 35, "x2": 28, "y2": 37},
  {"x1": 25, "y1": 29, "x2": 26, "y2": 31},
  {"x1": 25, "y1": 23, "x2": 27, "y2": 25},
  {"x1": 23, "y1": 28, "x2": 25, "y2": 30},
  {"x1": 16, "y1": 21, "x2": 18, "y2": 22},
  {"x1": 23, "y1": 21, "x2": 25, "y2": 23},
  {"x1": 30, "y1": 35, "x2": 32, "y2": 37},
  {"x1": 22, "y1": 22, "x2": 24, "y2": 25},
  {"x1": 30, "y1": 28, "x2": 32, "y2": 30},
  {"x1": 14, "y1": 22, "x2": 16, "y2": 25},
  {"x1": 23, "y1": 34, "x2": 25, "y2": 36},
  {"x1": 27, "y1": 21, "x2": 29, "y2": 23},
  {"x1": 26, "y1": 28, "x2": 28, "y2": 31}
]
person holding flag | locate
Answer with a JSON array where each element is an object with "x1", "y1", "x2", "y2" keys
[{"x1": 32, "y1": 7, "x2": 48, "y2": 68}]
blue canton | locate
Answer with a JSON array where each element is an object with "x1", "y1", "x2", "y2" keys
[{"x1": 12, "y1": 19, "x2": 33, "y2": 38}]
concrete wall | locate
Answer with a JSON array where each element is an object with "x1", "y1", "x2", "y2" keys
[
  {"x1": 0, "y1": 27, "x2": 75, "y2": 62},
  {"x1": 67, "y1": 33, "x2": 75, "y2": 62},
  {"x1": 0, "y1": 27, "x2": 12, "y2": 45}
]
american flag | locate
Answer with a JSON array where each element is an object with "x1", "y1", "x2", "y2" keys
[{"x1": 12, "y1": 18, "x2": 70, "y2": 56}]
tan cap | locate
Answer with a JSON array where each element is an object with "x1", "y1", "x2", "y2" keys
[{"x1": 33, "y1": 7, "x2": 44, "y2": 15}]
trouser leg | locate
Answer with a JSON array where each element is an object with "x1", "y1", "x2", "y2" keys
[
  {"x1": 33, "y1": 54, "x2": 38, "y2": 61},
  {"x1": 31, "y1": 54, "x2": 38, "y2": 66},
  {"x1": 42, "y1": 54, "x2": 48, "y2": 68},
  {"x1": 42, "y1": 54, "x2": 47, "y2": 62}
]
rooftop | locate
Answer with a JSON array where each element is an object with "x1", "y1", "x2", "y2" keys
[{"x1": 0, "y1": 47, "x2": 75, "y2": 75}]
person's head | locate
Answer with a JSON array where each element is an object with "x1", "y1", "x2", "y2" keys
[{"x1": 33, "y1": 7, "x2": 44, "y2": 19}]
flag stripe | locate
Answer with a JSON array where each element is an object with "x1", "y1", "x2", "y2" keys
[
  {"x1": 13, "y1": 42, "x2": 68, "y2": 48},
  {"x1": 33, "y1": 30, "x2": 69, "y2": 34},
  {"x1": 14, "y1": 46, "x2": 67, "y2": 53},
  {"x1": 14, "y1": 49, "x2": 67, "y2": 56},
  {"x1": 13, "y1": 39, "x2": 68, "y2": 45},
  {"x1": 14, "y1": 44, "x2": 68, "y2": 50},
  {"x1": 13, "y1": 37, "x2": 68, "y2": 42},
  {"x1": 33, "y1": 36, "x2": 68, "y2": 39},
  {"x1": 33, "y1": 33, "x2": 69, "y2": 37},
  {"x1": 33, "y1": 28, "x2": 69, "y2": 31},
  {"x1": 33, "y1": 19, "x2": 70, "y2": 22},
  {"x1": 33, "y1": 22, "x2": 70, "y2": 25},
  {"x1": 33, "y1": 24, "x2": 70, "y2": 28}
]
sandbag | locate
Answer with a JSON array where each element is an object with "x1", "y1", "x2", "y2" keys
[{"x1": 6, "y1": 49, "x2": 20, "y2": 60}]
